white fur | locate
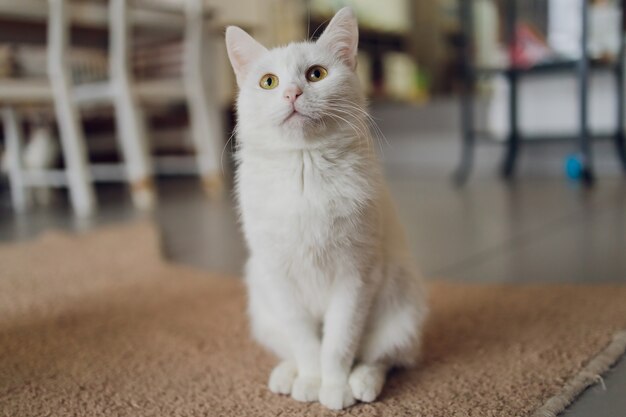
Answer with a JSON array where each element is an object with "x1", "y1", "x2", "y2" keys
[{"x1": 226, "y1": 7, "x2": 427, "y2": 410}]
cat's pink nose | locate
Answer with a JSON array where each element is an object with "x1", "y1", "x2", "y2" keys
[{"x1": 283, "y1": 85, "x2": 302, "y2": 103}]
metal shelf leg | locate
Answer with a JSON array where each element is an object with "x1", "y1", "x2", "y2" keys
[
  {"x1": 614, "y1": 2, "x2": 626, "y2": 172},
  {"x1": 455, "y1": 0, "x2": 474, "y2": 184},
  {"x1": 578, "y1": 0, "x2": 595, "y2": 184},
  {"x1": 501, "y1": 0, "x2": 519, "y2": 179},
  {"x1": 456, "y1": 86, "x2": 475, "y2": 185},
  {"x1": 615, "y1": 64, "x2": 626, "y2": 172}
]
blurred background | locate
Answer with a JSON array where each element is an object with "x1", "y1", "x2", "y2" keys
[
  {"x1": 1, "y1": 0, "x2": 625, "y2": 279},
  {"x1": 1, "y1": 1, "x2": 626, "y2": 413}
]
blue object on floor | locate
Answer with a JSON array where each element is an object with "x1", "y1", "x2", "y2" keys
[{"x1": 565, "y1": 154, "x2": 583, "y2": 180}]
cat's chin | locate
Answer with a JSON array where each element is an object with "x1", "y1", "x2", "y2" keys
[{"x1": 281, "y1": 111, "x2": 315, "y2": 131}]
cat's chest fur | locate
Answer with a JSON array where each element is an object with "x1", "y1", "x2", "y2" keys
[{"x1": 237, "y1": 145, "x2": 375, "y2": 262}]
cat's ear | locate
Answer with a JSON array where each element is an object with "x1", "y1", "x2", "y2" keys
[
  {"x1": 317, "y1": 7, "x2": 359, "y2": 70},
  {"x1": 225, "y1": 26, "x2": 268, "y2": 86}
]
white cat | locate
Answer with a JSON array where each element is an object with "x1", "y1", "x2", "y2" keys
[{"x1": 225, "y1": 7, "x2": 427, "y2": 410}]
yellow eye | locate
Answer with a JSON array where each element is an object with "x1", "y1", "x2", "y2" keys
[
  {"x1": 260, "y1": 74, "x2": 279, "y2": 89},
  {"x1": 306, "y1": 65, "x2": 328, "y2": 82}
]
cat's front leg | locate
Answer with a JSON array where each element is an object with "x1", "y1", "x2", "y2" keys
[
  {"x1": 284, "y1": 316, "x2": 322, "y2": 402},
  {"x1": 319, "y1": 272, "x2": 371, "y2": 410},
  {"x1": 248, "y1": 262, "x2": 322, "y2": 401}
]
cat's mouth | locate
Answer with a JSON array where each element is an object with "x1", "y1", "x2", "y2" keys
[{"x1": 283, "y1": 109, "x2": 306, "y2": 124}]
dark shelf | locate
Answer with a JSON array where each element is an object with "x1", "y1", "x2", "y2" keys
[
  {"x1": 473, "y1": 132, "x2": 621, "y2": 145},
  {"x1": 472, "y1": 59, "x2": 621, "y2": 77},
  {"x1": 456, "y1": 0, "x2": 626, "y2": 185}
]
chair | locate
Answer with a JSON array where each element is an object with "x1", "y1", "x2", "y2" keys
[
  {"x1": 1, "y1": 0, "x2": 95, "y2": 216},
  {"x1": 72, "y1": 0, "x2": 225, "y2": 206},
  {"x1": 1, "y1": 0, "x2": 225, "y2": 215}
]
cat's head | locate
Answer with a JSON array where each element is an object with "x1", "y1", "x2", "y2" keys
[{"x1": 225, "y1": 7, "x2": 363, "y2": 145}]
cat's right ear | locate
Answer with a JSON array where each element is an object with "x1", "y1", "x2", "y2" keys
[{"x1": 225, "y1": 26, "x2": 267, "y2": 86}]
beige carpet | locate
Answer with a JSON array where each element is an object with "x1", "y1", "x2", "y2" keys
[{"x1": 1, "y1": 222, "x2": 626, "y2": 417}]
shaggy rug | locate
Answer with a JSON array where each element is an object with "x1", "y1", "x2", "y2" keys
[{"x1": 1, "y1": 222, "x2": 625, "y2": 417}]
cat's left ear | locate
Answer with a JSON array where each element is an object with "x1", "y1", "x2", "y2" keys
[
  {"x1": 225, "y1": 26, "x2": 268, "y2": 86},
  {"x1": 317, "y1": 7, "x2": 359, "y2": 70}
]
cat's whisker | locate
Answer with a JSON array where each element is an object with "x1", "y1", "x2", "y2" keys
[
  {"x1": 325, "y1": 112, "x2": 366, "y2": 140},
  {"x1": 322, "y1": 112, "x2": 371, "y2": 153},
  {"x1": 326, "y1": 107, "x2": 374, "y2": 153},
  {"x1": 335, "y1": 111, "x2": 372, "y2": 148},
  {"x1": 325, "y1": 103, "x2": 382, "y2": 155},
  {"x1": 326, "y1": 97, "x2": 381, "y2": 128},
  {"x1": 309, "y1": 16, "x2": 333, "y2": 41},
  {"x1": 327, "y1": 100, "x2": 390, "y2": 156},
  {"x1": 220, "y1": 128, "x2": 238, "y2": 176}
]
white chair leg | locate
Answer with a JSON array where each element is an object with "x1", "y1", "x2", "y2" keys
[
  {"x1": 47, "y1": 0, "x2": 95, "y2": 217},
  {"x1": 109, "y1": 0, "x2": 155, "y2": 210},
  {"x1": 184, "y1": 0, "x2": 224, "y2": 197},
  {"x1": 2, "y1": 107, "x2": 31, "y2": 211}
]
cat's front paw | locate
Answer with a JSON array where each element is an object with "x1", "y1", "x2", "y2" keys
[
  {"x1": 268, "y1": 361, "x2": 297, "y2": 395},
  {"x1": 291, "y1": 376, "x2": 321, "y2": 402},
  {"x1": 319, "y1": 383, "x2": 355, "y2": 410},
  {"x1": 349, "y1": 364, "x2": 386, "y2": 403}
]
